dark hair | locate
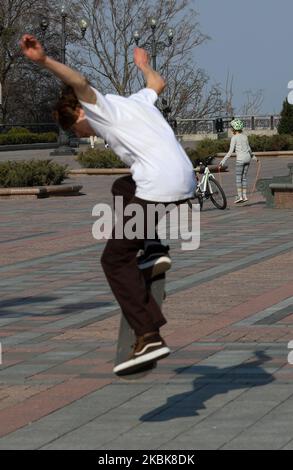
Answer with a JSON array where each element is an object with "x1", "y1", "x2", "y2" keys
[{"x1": 52, "y1": 85, "x2": 81, "y2": 130}]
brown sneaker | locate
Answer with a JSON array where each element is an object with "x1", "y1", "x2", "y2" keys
[{"x1": 113, "y1": 333, "x2": 170, "y2": 375}]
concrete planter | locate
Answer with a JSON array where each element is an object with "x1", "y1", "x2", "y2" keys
[
  {"x1": 69, "y1": 168, "x2": 130, "y2": 176},
  {"x1": 0, "y1": 184, "x2": 83, "y2": 200},
  {"x1": 0, "y1": 139, "x2": 79, "y2": 152},
  {"x1": 216, "y1": 151, "x2": 293, "y2": 158},
  {"x1": 0, "y1": 143, "x2": 59, "y2": 152},
  {"x1": 68, "y1": 165, "x2": 227, "y2": 177}
]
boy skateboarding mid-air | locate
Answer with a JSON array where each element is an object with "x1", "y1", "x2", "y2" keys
[{"x1": 20, "y1": 34, "x2": 196, "y2": 374}]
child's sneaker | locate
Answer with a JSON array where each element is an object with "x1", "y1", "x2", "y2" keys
[
  {"x1": 137, "y1": 244, "x2": 171, "y2": 277},
  {"x1": 113, "y1": 332, "x2": 170, "y2": 375},
  {"x1": 234, "y1": 197, "x2": 244, "y2": 204},
  {"x1": 242, "y1": 197, "x2": 248, "y2": 202}
]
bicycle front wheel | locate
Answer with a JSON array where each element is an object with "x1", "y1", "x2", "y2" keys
[{"x1": 207, "y1": 178, "x2": 227, "y2": 210}]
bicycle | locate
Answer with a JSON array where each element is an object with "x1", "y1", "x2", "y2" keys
[{"x1": 191, "y1": 156, "x2": 227, "y2": 210}]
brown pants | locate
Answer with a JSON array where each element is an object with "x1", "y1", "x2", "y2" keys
[{"x1": 101, "y1": 176, "x2": 177, "y2": 336}]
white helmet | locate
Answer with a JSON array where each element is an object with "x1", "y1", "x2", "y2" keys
[{"x1": 230, "y1": 119, "x2": 244, "y2": 131}]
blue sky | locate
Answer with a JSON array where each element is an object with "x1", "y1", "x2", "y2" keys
[{"x1": 193, "y1": 0, "x2": 292, "y2": 114}]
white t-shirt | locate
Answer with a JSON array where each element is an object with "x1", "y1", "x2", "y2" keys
[{"x1": 79, "y1": 87, "x2": 196, "y2": 202}]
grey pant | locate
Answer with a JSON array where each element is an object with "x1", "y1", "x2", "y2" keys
[{"x1": 236, "y1": 161, "x2": 250, "y2": 189}]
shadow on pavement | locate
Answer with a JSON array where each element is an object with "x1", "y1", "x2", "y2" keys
[
  {"x1": 0, "y1": 296, "x2": 112, "y2": 317},
  {"x1": 140, "y1": 351, "x2": 274, "y2": 422},
  {"x1": 239, "y1": 200, "x2": 266, "y2": 208}
]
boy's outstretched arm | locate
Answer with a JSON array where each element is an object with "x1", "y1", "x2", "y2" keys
[
  {"x1": 20, "y1": 34, "x2": 96, "y2": 104},
  {"x1": 134, "y1": 48, "x2": 166, "y2": 95}
]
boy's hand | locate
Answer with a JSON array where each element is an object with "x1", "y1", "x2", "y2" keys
[
  {"x1": 20, "y1": 34, "x2": 46, "y2": 63},
  {"x1": 134, "y1": 46, "x2": 166, "y2": 95},
  {"x1": 134, "y1": 47, "x2": 150, "y2": 71}
]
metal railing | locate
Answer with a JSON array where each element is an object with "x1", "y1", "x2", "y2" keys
[
  {"x1": 0, "y1": 115, "x2": 281, "y2": 138},
  {"x1": 176, "y1": 115, "x2": 280, "y2": 135}
]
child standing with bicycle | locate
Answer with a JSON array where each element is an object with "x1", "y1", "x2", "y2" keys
[{"x1": 219, "y1": 119, "x2": 258, "y2": 203}]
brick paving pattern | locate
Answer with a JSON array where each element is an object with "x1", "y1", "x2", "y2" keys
[{"x1": 0, "y1": 149, "x2": 293, "y2": 449}]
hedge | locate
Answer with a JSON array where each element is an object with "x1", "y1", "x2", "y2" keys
[
  {"x1": 184, "y1": 148, "x2": 215, "y2": 166},
  {"x1": 0, "y1": 128, "x2": 58, "y2": 145},
  {"x1": 6, "y1": 127, "x2": 31, "y2": 135},
  {"x1": 77, "y1": 148, "x2": 127, "y2": 168},
  {"x1": 195, "y1": 134, "x2": 293, "y2": 155},
  {"x1": 74, "y1": 134, "x2": 293, "y2": 171},
  {"x1": 77, "y1": 147, "x2": 216, "y2": 169},
  {"x1": 0, "y1": 160, "x2": 68, "y2": 187},
  {"x1": 247, "y1": 134, "x2": 293, "y2": 151}
]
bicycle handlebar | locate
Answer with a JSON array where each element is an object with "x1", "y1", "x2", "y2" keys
[{"x1": 196, "y1": 155, "x2": 215, "y2": 167}]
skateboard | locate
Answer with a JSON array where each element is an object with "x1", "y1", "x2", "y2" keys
[{"x1": 114, "y1": 271, "x2": 166, "y2": 379}]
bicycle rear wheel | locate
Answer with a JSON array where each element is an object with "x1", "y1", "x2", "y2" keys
[{"x1": 207, "y1": 178, "x2": 227, "y2": 210}]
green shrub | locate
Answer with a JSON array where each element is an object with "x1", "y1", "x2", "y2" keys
[
  {"x1": 214, "y1": 139, "x2": 230, "y2": 153},
  {"x1": 37, "y1": 132, "x2": 58, "y2": 143},
  {"x1": 246, "y1": 134, "x2": 293, "y2": 152},
  {"x1": 196, "y1": 138, "x2": 218, "y2": 158},
  {"x1": 184, "y1": 147, "x2": 215, "y2": 166},
  {"x1": 248, "y1": 135, "x2": 272, "y2": 152},
  {"x1": 77, "y1": 148, "x2": 127, "y2": 168},
  {"x1": 0, "y1": 131, "x2": 58, "y2": 145},
  {"x1": 278, "y1": 99, "x2": 293, "y2": 134},
  {"x1": 195, "y1": 134, "x2": 293, "y2": 155},
  {"x1": 269, "y1": 134, "x2": 293, "y2": 150},
  {"x1": 77, "y1": 146, "x2": 217, "y2": 169},
  {"x1": 185, "y1": 147, "x2": 200, "y2": 165},
  {"x1": 0, "y1": 160, "x2": 68, "y2": 188},
  {"x1": 6, "y1": 127, "x2": 31, "y2": 135},
  {"x1": 195, "y1": 138, "x2": 230, "y2": 158}
]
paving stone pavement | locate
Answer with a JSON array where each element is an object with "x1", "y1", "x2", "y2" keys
[{"x1": 0, "y1": 149, "x2": 293, "y2": 450}]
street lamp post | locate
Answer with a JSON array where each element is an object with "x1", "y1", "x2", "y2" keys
[
  {"x1": 0, "y1": 24, "x2": 4, "y2": 127},
  {"x1": 133, "y1": 18, "x2": 174, "y2": 125},
  {"x1": 60, "y1": 6, "x2": 66, "y2": 65},
  {"x1": 133, "y1": 17, "x2": 173, "y2": 71},
  {"x1": 39, "y1": 6, "x2": 88, "y2": 156},
  {"x1": 0, "y1": 25, "x2": 2, "y2": 124},
  {"x1": 150, "y1": 18, "x2": 157, "y2": 71}
]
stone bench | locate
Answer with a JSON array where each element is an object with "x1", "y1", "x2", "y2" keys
[
  {"x1": 269, "y1": 183, "x2": 293, "y2": 208},
  {"x1": 256, "y1": 163, "x2": 293, "y2": 208}
]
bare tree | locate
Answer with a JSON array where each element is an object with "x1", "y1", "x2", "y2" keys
[
  {"x1": 0, "y1": 0, "x2": 40, "y2": 123},
  {"x1": 66, "y1": 0, "x2": 222, "y2": 117},
  {"x1": 220, "y1": 69, "x2": 265, "y2": 117},
  {"x1": 220, "y1": 70, "x2": 234, "y2": 117},
  {"x1": 0, "y1": 0, "x2": 68, "y2": 125},
  {"x1": 240, "y1": 89, "x2": 264, "y2": 116},
  {"x1": 0, "y1": 0, "x2": 226, "y2": 124},
  {"x1": 165, "y1": 64, "x2": 223, "y2": 118}
]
